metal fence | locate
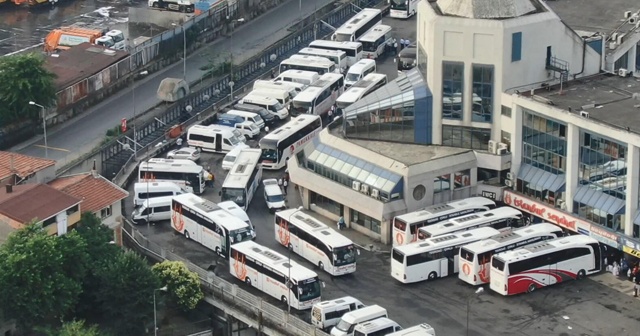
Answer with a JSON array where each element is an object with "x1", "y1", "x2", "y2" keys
[
  {"x1": 101, "y1": 0, "x2": 384, "y2": 179},
  {"x1": 122, "y1": 220, "x2": 332, "y2": 336}
]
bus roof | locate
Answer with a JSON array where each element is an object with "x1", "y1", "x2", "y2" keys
[
  {"x1": 309, "y1": 40, "x2": 363, "y2": 49},
  {"x1": 242, "y1": 92, "x2": 280, "y2": 103},
  {"x1": 188, "y1": 124, "x2": 236, "y2": 136},
  {"x1": 294, "y1": 86, "x2": 325, "y2": 103},
  {"x1": 336, "y1": 87, "x2": 368, "y2": 106},
  {"x1": 348, "y1": 59, "x2": 376, "y2": 72},
  {"x1": 277, "y1": 70, "x2": 319, "y2": 79},
  {"x1": 334, "y1": 8, "x2": 382, "y2": 36},
  {"x1": 139, "y1": 160, "x2": 204, "y2": 173},
  {"x1": 393, "y1": 227, "x2": 501, "y2": 255},
  {"x1": 358, "y1": 24, "x2": 392, "y2": 43},
  {"x1": 395, "y1": 197, "x2": 496, "y2": 223},
  {"x1": 290, "y1": 54, "x2": 333, "y2": 64},
  {"x1": 231, "y1": 241, "x2": 319, "y2": 281},
  {"x1": 354, "y1": 73, "x2": 387, "y2": 87},
  {"x1": 277, "y1": 209, "x2": 353, "y2": 248},
  {"x1": 494, "y1": 235, "x2": 599, "y2": 263},
  {"x1": 299, "y1": 47, "x2": 346, "y2": 57},
  {"x1": 222, "y1": 149, "x2": 262, "y2": 189},
  {"x1": 460, "y1": 223, "x2": 563, "y2": 254},
  {"x1": 281, "y1": 57, "x2": 334, "y2": 67},
  {"x1": 259, "y1": 115, "x2": 321, "y2": 146},
  {"x1": 387, "y1": 324, "x2": 436, "y2": 336},
  {"x1": 172, "y1": 193, "x2": 250, "y2": 231},
  {"x1": 419, "y1": 207, "x2": 521, "y2": 237}
]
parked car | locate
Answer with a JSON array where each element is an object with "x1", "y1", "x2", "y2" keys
[
  {"x1": 167, "y1": 147, "x2": 200, "y2": 161},
  {"x1": 263, "y1": 179, "x2": 286, "y2": 213}
]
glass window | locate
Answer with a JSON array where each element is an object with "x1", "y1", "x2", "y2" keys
[
  {"x1": 433, "y1": 174, "x2": 450, "y2": 193},
  {"x1": 575, "y1": 201, "x2": 623, "y2": 232},
  {"x1": 501, "y1": 131, "x2": 511, "y2": 151},
  {"x1": 501, "y1": 105, "x2": 512, "y2": 118},
  {"x1": 521, "y1": 109, "x2": 567, "y2": 174},
  {"x1": 454, "y1": 170, "x2": 471, "y2": 189},
  {"x1": 311, "y1": 192, "x2": 343, "y2": 216},
  {"x1": 350, "y1": 210, "x2": 381, "y2": 234},
  {"x1": 441, "y1": 125, "x2": 490, "y2": 150},
  {"x1": 472, "y1": 64, "x2": 494, "y2": 123},
  {"x1": 577, "y1": 131, "x2": 626, "y2": 200},
  {"x1": 614, "y1": 50, "x2": 629, "y2": 71},
  {"x1": 512, "y1": 32, "x2": 522, "y2": 62},
  {"x1": 442, "y1": 62, "x2": 464, "y2": 120}
]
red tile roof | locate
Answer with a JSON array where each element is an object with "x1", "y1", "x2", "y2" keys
[
  {"x1": 0, "y1": 184, "x2": 81, "y2": 223},
  {"x1": 49, "y1": 172, "x2": 128, "y2": 212},
  {"x1": 0, "y1": 151, "x2": 56, "y2": 181}
]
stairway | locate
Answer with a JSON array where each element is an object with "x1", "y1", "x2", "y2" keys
[{"x1": 546, "y1": 56, "x2": 569, "y2": 82}]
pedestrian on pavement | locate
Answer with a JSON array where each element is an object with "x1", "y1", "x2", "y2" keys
[
  {"x1": 206, "y1": 171, "x2": 214, "y2": 188},
  {"x1": 404, "y1": 38, "x2": 410, "y2": 48},
  {"x1": 176, "y1": 137, "x2": 183, "y2": 148},
  {"x1": 400, "y1": 38, "x2": 405, "y2": 50},
  {"x1": 278, "y1": 178, "x2": 283, "y2": 192},
  {"x1": 328, "y1": 106, "x2": 334, "y2": 122},
  {"x1": 283, "y1": 179, "x2": 288, "y2": 195},
  {"x1": 284, "y1": 170, "x2": 290, "y2": 183},
  {"x1": 635, "y1": 275, "x2": 640, "y2": 297}
]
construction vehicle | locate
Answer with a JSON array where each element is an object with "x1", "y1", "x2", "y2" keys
[
  {"x1": 148, "y1": 0, "x2": 195, "y2": 13},
  {"x1": 44, "y1": 27, "x2": 125, "y2": 52}
]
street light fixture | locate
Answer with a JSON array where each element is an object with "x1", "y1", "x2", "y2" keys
[
  {"x1": 466, "y1": 287, "x2": 484, "y2": 336},
  {"x1": 172, "y1": 23, "x2": 187, "y2": 80},
  {"x1": 28, "y1": 101, "x2": 48, "y2": 158},
  {"x1": 153, "y1": 285, "x2": 168, "y2": 336}
]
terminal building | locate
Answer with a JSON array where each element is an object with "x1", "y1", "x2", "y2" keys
[{"x1": 290, "y1": 0, "x2": 640, "y2": 257}]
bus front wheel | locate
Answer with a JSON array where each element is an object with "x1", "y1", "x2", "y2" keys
[
  {"x1": 318, "y1": 261, "x2": 324, "y2": 271},
  {"x1": 527, "y1": 283, "x2": 536, "y2": 293},
  {"x1": 428, "y1": 272, "x2": 437, "y2": 280},
  {"x1": 577, "y1": 269, "x2": 586, "y2": 279},
  {"x1": 281, "y1": 296, "x2": 288, "y2": 305},
  {"x1": 184, "y1": 230, "x2": 190, "y2": 240},
  {"x1": 245, "y1": 278, "x2": 252, "y2": 286}
]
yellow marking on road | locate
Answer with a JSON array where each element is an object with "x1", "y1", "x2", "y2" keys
[{"x1": 34, "y1": 144, "x2": 70, "y2": 152}]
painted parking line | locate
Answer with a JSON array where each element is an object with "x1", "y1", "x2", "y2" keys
[{"x1": 34, "y1": 144, "x2": 70, "y2": 152}]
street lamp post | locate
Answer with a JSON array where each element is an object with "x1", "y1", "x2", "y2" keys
[
  {"x1": 153, "y1": 286, "x2": 168, "y2": 336},
  {"x1": 466, "y1": 287, "x2": 484, "y2": 336},
  {"x1": 172, "y1": 23, "x2": 187, "y2": 80},
  {"x1": 28, "y1": 101, "x2": 48, "y2": 158}
]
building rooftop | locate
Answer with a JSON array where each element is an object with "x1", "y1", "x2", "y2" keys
[
  {"x1": 546, "y1": 0, "x2": 640, "y2": 34},
  {"x1": 49, "y1": 172, "x2": 128, "y2": 213},
  {"x1": 533, "y1": 74, "x2": 640, "y2": 133},
  {"x1": 0, "y1": 184, "x2": 81, "y2": 224},
  {"x1": 0, "y1": 151, "x2": 56, "y2": 181},
  {"x1": 435, "y1": 0, "x2": 544, "y2": 19}
]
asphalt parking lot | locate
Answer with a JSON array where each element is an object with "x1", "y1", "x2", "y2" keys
[{"x1": 123, "y1": 15, "x2": 640, "y2": 336}]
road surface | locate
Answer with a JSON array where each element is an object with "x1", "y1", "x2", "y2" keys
[{"x1": 16, "y1": 0, "x2": 334, "y2": 166}]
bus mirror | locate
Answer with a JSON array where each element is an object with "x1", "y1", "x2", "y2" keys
[
  {"x1": 393, "y1": 58, "x2": 396, "y2": 63},
  {"x1": 357, "y1": 249, "x2": 361, "y2": 256},
  {"x1": 321, "y1": 281, "x2": 326, "y2": 288},
  {"x1": 218, "y1": 191, "x2": 222, "y2": 196},
  {"x1": 287, "y1": 280, "x2": 293, "y2": 289}
]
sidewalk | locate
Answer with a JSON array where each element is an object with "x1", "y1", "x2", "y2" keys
[{"x1": 591, "y1": 272, "x2": 639, "y2": 298}]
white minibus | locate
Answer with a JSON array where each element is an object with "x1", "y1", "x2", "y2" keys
[
  {"x1": 133, "y1": 181, "x2": 184, "y2": 206},
  {"x1": 251, "y1": 88, "x2": 292, "y2": 110},
  {"x1": 332, "y1": 8, "x2": 382, "y2": 42},
  {"x1": 131, "y1": 196, "x2": 173, "y2": 225},
  {"x1": 222, "y1": 144, "x2": 250, "y2": 170},
  {"x1": 298, "y1": 47, "x2": 348, "y2": 72},
  {"x1": 218, "y1": 200, "x2": 255, "y2": 235},
  {"x1": 309, "y1": 40, "x2": 363, "y2": 66},
  {"x1": 240, "y1": 92, "x2": 289, "y2": 120},
  {"x1": 279, "y1": 56, "x2": 337, "y2": 75},
  {"x1": 353, "y1": 317, "x2": 402, "y2": 336},
  {"x1": 233, "y1": 121, "x2": 261, "y2": 140},
  {"x1": 312, "y1": 297, "x2": 365, "y2": 331},
  {"x1": 187, "y1": 125, "x2": 245, "y2": 153},
  {"x1": 345, "y1": 59, "x2": 376, "y2": 88},
  {"x1": 387, "y1": 324, "x2": 435, "y2": 336},
  {"x1": 226, "y1": 110, "x2": 265, "y2": 129},
  {"x1": 357, "y1": 24, "x2": 393, "y2": 59},
  {"x1": 275, "y1": 70, "x2": 319, "y2": 86},
  {"x1": 331, "y1": 305, "x2": 388, "y2": 336},
  {"x1": 253, "y1": 79, "x2": 301, "y2": 98}
]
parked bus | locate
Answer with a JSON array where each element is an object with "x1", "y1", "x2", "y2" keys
[
  {"x1": 279, "y1": 57, "x2": 336, "y2": 75},
  {"x1": 138, "y1": 159, "x2": 206, "y2": 194},
  {"x1": 489, "y1": 235, "x2": 602, "y2": 295},
  {"x1": 358, "y1": 25, "x2": 393, "y2": 59},
  {"x1": 392, "y1": 197, "x2": 496, "y2": 246},
  {"x1": 309, "y1": 40, "x2": 363, "y2": 66},
  {"x1": 418, "y1": 207, "x2": 523, "y2": 240},
  {"x1": 230, "y1": 241, "x2": 322, "y2": 310},
  {"x1": 332, "y1": 8, "x2": 382, "y2": 42},
  {"x1": 220, "y1": 149, "x2": 263, "y2": 211},
  {"x1": 389, "y1": 0, "x2": 419, "y2": 19},
  {"x1": 298, "y1": 47, "x2": 348, "y2": 73},
  {"x1": 171, "y1": 193, "x2": 255, "y2": 257},
  {"x1": 336, "y1": 73, "x2": 387, "y2": 113},
  {"x1": 458, "y1": 223, "x2": 564, "y2": 286},
  {"x1": 391, "y1": 227, "x2": 501, "y2": 283},
  {"x1": 259, "y1": 115, "x2": 322, "y2": 170},
  {"x1": 292, "y1": 73, "x2": 345, "y2": 116},
  {"x1": 275, "y1": 70, "x2": 319, "y2": 86},
  {"x1": 275, "y1": 209, "x2": 358, "y2": 276}
]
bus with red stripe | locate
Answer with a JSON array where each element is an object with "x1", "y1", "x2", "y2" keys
[{"x1": 489, "y1": 235, "x2": 602, "y2": 295}]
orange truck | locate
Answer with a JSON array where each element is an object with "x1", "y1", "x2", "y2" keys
[
  {"x1": 12, "y1": 0, "x2": 61, "y2": 6},
  {"x1": 44, "y1": 27, "x2": 125, "y2": 52}
]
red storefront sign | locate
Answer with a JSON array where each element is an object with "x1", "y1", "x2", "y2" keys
[{"x1": 503, "y1": 191, "x2": 580, "y2": 232}]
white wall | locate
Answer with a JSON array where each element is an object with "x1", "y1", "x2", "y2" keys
[{"x1": 100, "y1": 201, "x2": 123, "y2": 229}]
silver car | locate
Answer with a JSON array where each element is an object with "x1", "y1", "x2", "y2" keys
[{"x1": 167, "y1": 147, "x2": 200, "y2": 161}]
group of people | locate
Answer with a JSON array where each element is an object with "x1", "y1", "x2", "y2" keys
[
  {"x1": 277, "y1": 170, "x2": 290, "y2": 195},
  {"x1": 608, "y1": 256, "x2": 640, "y2": 297},
  {"x1": 385, "y1": 37, "x2": 411, "y2": 55}
]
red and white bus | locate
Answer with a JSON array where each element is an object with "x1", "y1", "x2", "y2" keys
[
  {"x1": 392, "y1": 197, "x2": 495, "y2": 246},
  {"x1": 458, "y1": 223, "x2": 563, "y2": 286},
  {"x1": 489, "y1": 235, "x2": 602, "y2": 295}
]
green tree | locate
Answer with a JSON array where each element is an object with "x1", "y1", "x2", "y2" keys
[
  {"x1": 51, "y1": 320, "x2": 105, "y2": 336},
  {"x1": 152, "y1": 261, "x2": 204, "y2": 311},
  {"x1": 94, "y1": 251, "x2": 159, "y2": 336},
  {"x1": 0, "y1": 53, "x2": 57, "y2": 124},
  {"x1": 0, "y1": 223, "x2": 88, "y2": 329}
]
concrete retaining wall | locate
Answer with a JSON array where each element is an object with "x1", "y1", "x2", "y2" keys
[{"x1": 129, "y1": 8, "x2": 194, "y2": 29}]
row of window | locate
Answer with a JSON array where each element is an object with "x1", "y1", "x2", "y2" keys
[
  {"x1": 310, "y1": 191, "x2": 343, "y2": 216},
  {"x1": 507, "y1": 247, "x2": 593, "y2": 274},
  {"x1": 277, "y1": 217, "x2": 333, "y2": 261},
  {"x1": 232, "y1": 251, "x2": 288, "y2": 284},
  {"x1": 172, "y1": 201, "x2": 224, "y2": 236},
  {"x1": 405, "y1": 246, "x2": 458, "y2": 266},
  {"x1": 441, "y1": 62, "x2": 495, "y2": 122},
  {"x1": 441, "y1": 125, "x2": 490, "y2": 150},
  {"x1": 351, "y1": 210, "x2": 381, "y2": 234}
]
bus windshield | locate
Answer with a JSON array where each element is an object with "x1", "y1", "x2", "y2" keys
[
  {"x1": 267, "y1": 193, "x2": 285, "y2": 203},
  {"x1": 361, "y1": 42, "x2": 379, "y2": 52},
  {"x1": 334, "y1": 245, "x2": 357, "y2": 266},
  {"x1": 346, "y1": 73, "x2": 361, "y2": 82},
  {"x1": 296, "y1": 278, "x2": 322, "y2": 301},
  {"x1": 294, "y1": 101, "x2": 314, "y2": 115},
  {"x1": 268, "y1": 102, "x2": 285, "y2": 113},
  {"x1": 391, "y1": 0, "x2": 408, "y2": 10},
  {"x1": 222, "y1": 188, "x2": 246, "y2": 207},
  {"x1": 261, "y1": 147, "x2": 278, "y2": 162},
  {"x1": 229, "y1": 228, "x2": 253, "y2": 244},
  {"x1": 335, "y1": 33, "x2": 352, "y2": 42}
]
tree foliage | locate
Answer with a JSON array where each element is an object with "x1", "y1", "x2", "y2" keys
[
  {"x1": 0, "y1": 53, "x2": 57, "y2": 124},
  {"x1": 152, "y1": 260, "x2": 204, "y2": 311},
  {"x1": 51, "y1": 320, "x2": 105, "y2": 336}
]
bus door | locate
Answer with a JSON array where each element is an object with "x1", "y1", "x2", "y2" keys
[
  {"x1": 439, "y1": 258, "x2": 448, "y2": 278},
  {"x1": 215, "y1": 133, "x2": 222, "y2": 152},
  {"x1": 544, "y1": 255, "x2": 555, "y2": 286},
  {"x1": 221, "y1": 230, "x2": 229, "y2": 256}
]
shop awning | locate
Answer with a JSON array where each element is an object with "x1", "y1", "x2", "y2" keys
[
  {"x1": 517, "y1": 164, "x2": 565, "y2": 192},
  {"x1": 573, "y1": 186, "x2": 625, "y2": 215}
]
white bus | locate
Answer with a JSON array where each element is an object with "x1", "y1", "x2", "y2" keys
[
  {"x1": 230, "y1": 240, "x2": 322, "y2": 310},
  {"x1": 309, "y1": 40, "x2": 363, "y2": 66},
  {"x1": 489, "y1": 235, "x2": 602, "y2": 296},
  {"x1": 298, "y1": 47, "x2": 348, "y2": 73},
  {"x1": 171, "y1": 193, "x2": 255, "y2": 257},
  {"x1": 389, "y1": 0, "x2": 419, "y2": 19},
  {"x1": 138, "y1": 159, "x2": 206, "y2": 194},
  {"x1": 332, "y1": 8, "x2": 382, "y2": 42},
  {"x1": 259, "y1": 115, "x2": 322, "y2": 170},
  {"x1": 186, "y1": 125, "x2": 245, "y2": 153},
  {"x1": 417, "y1": 207, "x2": 523, "y2": 240},
  {"x1": 279, "y1": 57, "x2": 336, "y2": 75},
  {"x1": 357, "y1": 25, "x2": 393, "y2": 59},
  {"x1": 275, "y1": 209, "x2": 358, "y2": 276},
  {"x1": 275, "y1": 70, "x2": 319, "y2": 86},
  {"x1": 458, "y1": 223, "x2": 564, "y2": 286},
  {"x1": 392, "y1": 197, "x2": 496, "y2": 246},
  {"x1": 292, "y1": 73, "x2": 345, "y2": 117},
  {"x1": 220, "y1": 149, "x2": 263, "y2": 211},
  {"x1": 336, "y1": 73, "x2": 387, "y2": 112},
  {"x1": 391, "y1": 227, "x2": 501, "y2": 283}
]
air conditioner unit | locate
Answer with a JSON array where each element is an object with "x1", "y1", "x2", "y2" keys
[
  {"x1": 630, "y1": 15, "x2": 639, "y2": 25},
  {"x1": 352, "y1": 181, "x2": 361, "y2": 191},
  {"x1": 497, "y1": 148, "x2": 509, "y2": 155},
  {"x1": 619, "y1": 68, "x2": 630, "y2": 77},
  {"x1": 624, "y1": 11, "x2": 632, "y2": 19},
  {"x1": 557, "y1": 200, "x2": 567, "y2": 210},
  {"x1": 611, "y1": 32, "x2": 619, "y2": 42},
  {"x1": 488, "y1": 140, "x2": 498, "y2": 154},
  {"x1": 505, "y1": 180, "x2": 514, "y2": 188},
  {"x1": 360, "y1": 184, "x2": 369, "y2": 195},
  {"x1": 580, "y1": 111, "x2": 590, "y2": 118},
  {"x1": 371, "y1": 189, "x2": 380, "y2": 199},
  {"x1": 498, "y1": 143, "x2": 509, "y2": 151},
  {"x1": 609, "y1": 42, "x2": 618, "y2": 50},
  {"x1": 506, "y1": 172, "x2": 515, "y2": 180},
  {"x1": 617, "y1": 34, "x2": 625, "y2": 45}
]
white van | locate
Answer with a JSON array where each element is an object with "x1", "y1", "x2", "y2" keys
[
  {"x1": 331, "y1": 305, "x2": 388, "y2": 336},
  {"x1": 386, "y1": 324, "x2": 436, "y2": 336},
  {"x1": 345, "y1": 59, "x2": 377, "y2": 88},
  {"x1": 226, "y1": 110, "x2": 265, "y2": 129},
  {"x1": 353, "y1": 318, "x2": 402, "y2": 336},
  {"x1": 312, "y1": 297, "x2": 365, "y2": 331},
  {"x1": 263, "y1": 179, "x2": 286, "y2": 213},
  {"x1": 252, "y1": 88, "x2": 292, "y2": 110},
  {"x1": 187, "y1": 125, "x2": 245, "y2": 153},
  {"x1": 253, "y1": 80, "x2": 302, "y2": 98},
  {"x1": 218, "y1": 201, "x2": 255, "y2": 236},
  {"x1": 240, "y1": 92, "x2": 289, "y2": 120},
  {"x1": 234, "y1": 121, "x2": 261, "y2": 140},
  {"x1": 133, "y1": 181, "x2": 184, "y2": 206},
  {"x1": 222, "y1": 143, "x2": 250, "y2": 170},
  {"x1": 131, "y1": 196, "x2": 173, "y2": 225},
  {"x1": 275, "y1": 69, "x2": 319, "y2": 86}
]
